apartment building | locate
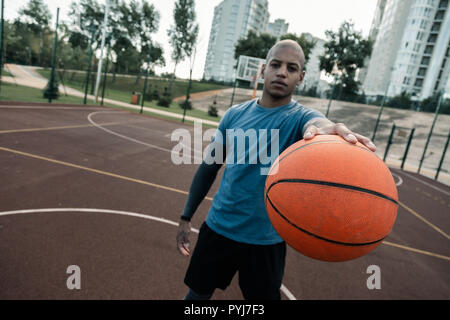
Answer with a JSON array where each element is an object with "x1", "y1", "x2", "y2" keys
[
  {"x1": 203, "y1": 0, "x2": 270, "y2": 83},
  {"x1": 364, "y1": 0, "x2": 450, "y2": 101}
]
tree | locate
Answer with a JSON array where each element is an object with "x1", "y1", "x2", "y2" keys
[
  {"x1": 280, "y1": 33, "x2": 316, "y2": 66},
  {"x1": 67, "y1": 0, "x2": 164, "y2": 77},
  {"x1": 119, "y1": 0, "x2": 161, "y2": 76},
  {"x1": 388, "y1": 91, "x2": 412, "y2": 109},
  {"x1": 319, "y1": 21, "x2": 373, "y2": 98},
  {"x1": 234, "y1": 30, "x2": 277, "y2": 61},
  {"x1": 17, "y1": 0, "x2": 53, "y2": 66},
  {"x1": 167, "y1": 0, "x2": 199, "y2": 96},
  {"x1": 233, "y1": 31, "x2": 316, "y2": 69}
]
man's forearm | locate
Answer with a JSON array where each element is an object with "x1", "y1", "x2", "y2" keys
[{"x1": 180, "y1": 161, "x2": 222, "y2": 221}]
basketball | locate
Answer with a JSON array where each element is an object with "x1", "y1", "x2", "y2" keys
[{"x1": 265, "y1": 135, "x2": 398, "y2": 262}]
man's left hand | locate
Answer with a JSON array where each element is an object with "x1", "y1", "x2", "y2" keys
[{"x1": 304, "y1": 122, "x2": 377, "y2": 152}]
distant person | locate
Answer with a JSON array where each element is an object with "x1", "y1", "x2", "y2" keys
[{"x1": 176, "y1": 39, "x2": 376, "y2": 300}]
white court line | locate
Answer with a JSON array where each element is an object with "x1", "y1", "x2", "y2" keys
[
  {"x1": 0, "y1": 207, "x2": 297, "y2": 300},
  {"x1": 87, "y1": 111, "x2": 175, "y2": 154},
  {"x1": 393, "y1": 169, "x2": 450, "y2": 197},
  {"x1": 87, "y1": 111, "x2": 204, "y2": 163},
  {"x1": 0, "y1": 106, "x2": 107, "y2": 111},
  {"x1": 391, "y1": 173, "x2": 403, "y2": 187}
]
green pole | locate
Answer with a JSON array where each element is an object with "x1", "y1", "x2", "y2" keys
[
  {"x1": 418, "y1": 91, "x2": 443, "y2": 173},
  {"x1": 401, "y1": 128, "x2": 415, "y2": 170},
  {"x1": 435, "y1": 130, "x2": 450, "y2": 180},
  {"x1": 100, "y1": 40, "x2": 110, "y2": 106},
  {"x1": 383, "y1": 123, "x2": 396, "y2": 162},
  {"x1": 141, "y1": 42, "x2": 152, "y2": 114},
  {"x1": 372, "y1": 84, "x2": 390, "y2": 142},
  {"x1": 230, "y1": 78, "x2": 237, "y2": 108},
  {"x1": 182, "y1": 73, "x2": 192, "y2": 123},
  {"x1": 0, "y1": 0, "x2": 4, "y2": 94},
  {"x1": 84, "y1": 25, "x2": 96, "y2": 105},
  {"x1": 46, "y1": 8, "x2": 60, "y2": 103}
]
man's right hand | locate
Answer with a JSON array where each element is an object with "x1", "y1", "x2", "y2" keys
[{"x1": 177, "y1": 219, "x2": 192, "y2": 256}]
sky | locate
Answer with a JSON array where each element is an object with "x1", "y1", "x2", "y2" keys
[{"x1": 5, "y1": 0, "x2": 378, "y2": 80}]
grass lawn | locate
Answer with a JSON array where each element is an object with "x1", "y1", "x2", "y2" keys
[
  {"x1": 0, "y1": 82, "x2": 87, "y2": 104},
  {"x1": 0, "y1": 81, "x2": 221, "y2": 126},
  {"x1": 37, "y1": 68, "x2": 229, "y2": 100},
  {"x1": 36, "y1": 69, "x2": 223, "y2": 123},
  {"x1": 2, "y1": 68, "x2": 11, "y2": 77}
]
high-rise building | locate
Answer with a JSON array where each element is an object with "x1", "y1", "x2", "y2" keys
[
  {"x1": 203, "y1": 0, "x2": 270, "y2": 83},
  {"x1": 358, "y1": 0, "x2": 388, "y2": 85},
  {"x1": 364, "y1": 0, "x2": 450, "y2": 101},
  {"x1": 267, "y1": 19, "x2": 289, "y2": 39},
  {"x1": 302, "y1": 33, "x2": 326, "y2": 94}
]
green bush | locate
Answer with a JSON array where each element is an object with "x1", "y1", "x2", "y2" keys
[
  {"x1": 208, "y1": 99, "x2": 219, "y2": 117},
  {"x1": 157, "y1": 87, "x2": 172, "y2": 108},
  {"x1": 43, "y1": 79, "x2": 60, "y2": 100},
  {"x1": 179, "y1": 100, "x2": 192, "y2": 110}
]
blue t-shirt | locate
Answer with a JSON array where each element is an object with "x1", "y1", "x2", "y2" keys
[{"x1": 205, "y1": 98, "x2": 325, "y2": 245}]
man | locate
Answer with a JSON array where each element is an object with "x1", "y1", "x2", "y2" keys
[{"x1": 176, "y1": 40, "x2": 376, "y2": 300}]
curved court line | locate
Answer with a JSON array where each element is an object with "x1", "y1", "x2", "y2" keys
[
  {"x1": 391, "y1": 173, "x2": 403, "y2": 187},
  {"x1": 392, "y1": 169, "x2": 450, "y2": 197},
  {"x1": 0, "y1": 207, "x2": 297, "y2": 300},
  {"x1": 87, "y1": 111, "x2": 175, "y2": 154},
  {"x1": 87, "y1": 111, "x2": 204, "y2": 163}
]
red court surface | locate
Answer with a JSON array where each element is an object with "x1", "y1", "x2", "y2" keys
[{"x1": 0, "y1": 102, "x2": 449, "y2": 300}]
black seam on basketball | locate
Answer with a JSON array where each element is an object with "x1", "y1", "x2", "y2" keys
[
  {"x1": 267, "y1": 179, "x2": 398, "y2": 205},
  {"x1": 266, "y1": 194, "x2": 386, "y2": 247}
]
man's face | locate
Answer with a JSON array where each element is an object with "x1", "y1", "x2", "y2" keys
[{"x1": 261, "y1": 46, "x2": 305, "y2": 100}]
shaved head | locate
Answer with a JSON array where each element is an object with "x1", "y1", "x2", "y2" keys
[{"x1": 266, "y1": 39, "x2": 306, "y2": 70}]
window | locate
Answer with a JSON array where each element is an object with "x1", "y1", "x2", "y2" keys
[
  {"x1": 431, "y1": 22, "x2": 441, "y2": 32},
  {"x1": 416, "y1": 32, "x2": 425, "y2": 41},
  {"x1": 418, "y1": 67, "x2": 427, "y2": 76},
  {"x1": 435, "y1": 10, "x2": 445, "y2": 20},
  {"x1": 421, "y1": 56, "x2": 430, "y2": 65},
  {"x1": 420, "y1": 20, "x2": 428, "y2": 29},
  {"x1": 428, "y1": 34, "x2": 437, "y2": 43},
  {"x1": 414, "y1": 78, "x2": 423, "y2": 87},
  {"x1": 439, "y1": 0, "x2": 448, "y2": 8},
  {"x1": 424, "y1": 45, "x2": 434, "y2": 54}
]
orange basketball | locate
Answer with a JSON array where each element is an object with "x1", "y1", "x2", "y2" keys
[{"x1": 265, "y1": 135, "x2": 398, "y2": 262}]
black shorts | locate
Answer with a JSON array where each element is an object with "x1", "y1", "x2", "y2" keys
[{"x1": 184, "y1": 222, "x2": 286, "y2": 300}]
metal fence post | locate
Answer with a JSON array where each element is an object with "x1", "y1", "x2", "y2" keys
[
  {"x1": 84, "y1": 25, "x2": 96, "y2": 105},
  {"x1": 435, "y1": 130, "x2": 450, "y2": 180},
  {"x1": 383, "y1": 123, "x2": 396, "y2": 162},
  {"x1": 418, "y1": 91, "x2": 443, "y2": 173},
  {"x1": 401, "y1": 128, "x2": 415, "y2": 169}
]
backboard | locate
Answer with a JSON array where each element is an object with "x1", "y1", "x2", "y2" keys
[{"x1": 236, "y1": 55, "x2": 266, "y2": 85}]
